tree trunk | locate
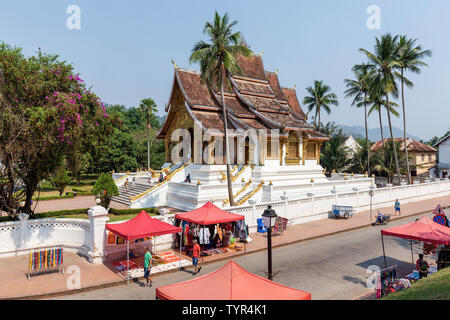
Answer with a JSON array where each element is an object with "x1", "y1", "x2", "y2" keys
[
  {"x1": 220, "y1": 66, "x2": 235, "y2": 206},
  {"x1": 378, "y1": 107, "x2": 386, "y2": 154},
  {"x1": 147, "y1": 118, "x2": 151, "y2": 171},
  {"x1": 401, "y1": 69, "x2": 411, "y2": 184},
  {"x1": 385, "y1": 93, "x2": 401, "y2": 185},
  {"x1": 364, "y1": 93, "x2": 370, "y2": 175},
  {"x1": 318, "y1": 108, "x2": 321, "y2": 131}
]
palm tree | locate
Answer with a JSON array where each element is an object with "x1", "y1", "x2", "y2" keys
[
  {"x1": 139, "y1": 98, "x2": 158, "y2": 171},
  {"x1": 303, "y1": 80, "x2": 338, "y2": 131},
  {"x1": 349, "y1": 144, "x2": 383, "y2": 174},
  {"x1": 320, "y1": 137, "x2": 351, "y2": 173},
  {"x1": 373, "y1": 140, "x2": 409, "y2": 183},
  {"x1": 367, "y1": 87, "x2": 400, "y2": 153},
  {"x1": 396, "y1": 36, "x2": 432, "y2": 184},
  {"x1": 344, "y1": 63, "x2": 374, "y2": 175},
  {"x1": 361, "y1": 34, "x2": 402, "y2": 184},
  {"x1": 189, "y1": 11, "x2": 252, "y2": 206}
]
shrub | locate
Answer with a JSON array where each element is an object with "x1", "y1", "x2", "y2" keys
[{"x1": 91, "y1": 173, "x2": 119, "y2": 208}]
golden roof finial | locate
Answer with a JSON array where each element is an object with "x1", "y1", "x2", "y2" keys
[
  {"x1": 275, "y1": 68, "x2": 279, "y2": 75},
  {"x1": 171, "y1": 58, "x2": 178, "y2": 70},
  {"x1": 293, "y1": 84, "x2": 297, "y2": 90},
  {"x1": 259, "y1": 50, "x2": 264, "y2": 57}
]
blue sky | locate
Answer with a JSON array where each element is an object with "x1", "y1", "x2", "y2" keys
[{"x1": 0, "y1": 0, "x2": 448, "y2": 140}]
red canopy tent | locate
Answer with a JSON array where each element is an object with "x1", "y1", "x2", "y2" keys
[
  {"x1": 381, "y1": 216, "x2": 450, "y2": 245},
  {"x1": 156, "y1": 260, "x2": 311, "y2": 300},
  {"x1": 175, "y1": 201, "x2": 245, "y2": 225},
  {"x1": 175, "y1": 202, "x2": 246, "y2": 256},
  {"x1": 106, "y1": 210, "x2": 181, "y2": 283},
  {"x1": 380, "y1": 216, "x2": 450, "y2": 268},
  {"x1": 106, "y1": 210, "x2": 181, "y2": 240}
]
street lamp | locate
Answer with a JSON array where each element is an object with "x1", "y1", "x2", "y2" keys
[{"x1": 262, "y1": 205, "x2": 278, "y2": 281}]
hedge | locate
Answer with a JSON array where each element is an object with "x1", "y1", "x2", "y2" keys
[{"x1": 0, "y1": 207, "x2": 160, "y2": 222}]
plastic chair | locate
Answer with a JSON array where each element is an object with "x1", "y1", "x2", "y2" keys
[{"x1": 257, "y1": 218, "x2": 267, "y2": 233}]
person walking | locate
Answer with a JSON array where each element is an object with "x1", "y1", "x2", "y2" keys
[
  {"x1": 416, "y1": 254, "x2": 429, "y2": 279},
  {"x1": 144, "y1": 247, "x2": 153, "y2": 287},
  {"x1": 192, "y1": 239, "x2": 201, "y2": 274},
  {"x1": 394, "y1": 199, "x2": 401, "y2": 216},
  {"x1": 132, "y1": 176, "x2": 136, "y2": 189},
  {"x1": 124, "y1": 178, "x2": 129, "y2": 192}
]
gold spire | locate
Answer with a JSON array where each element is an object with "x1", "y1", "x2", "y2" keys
[
  {"x1": 275, "y1": 68, "x2": 279, "y2": 75},
  {"x1": 259, "y1": 50, "x2": 264, "y2": 57},
  {"x1": 293, "y1": 84, "x2": 297, "y2": 90},
  {"x1": 171, "y1": 58, "x2": 178, "y2": 70}
]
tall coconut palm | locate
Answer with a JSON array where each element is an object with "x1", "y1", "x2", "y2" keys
[
  {"x1": 303, "y1": 80, "x2": 338, "y2": 131},
  {"x1": 361, "y1": 34, "x2": 402, "y2": 184},
  {"x1": 189, "y1": 11, "x2": 252, "y2": 206},
  {"x1": 396, "y1": 36, "x2": 432, "y2": 184},
  {"x1": 344, "y1": 63, "x2": 374, "y2": 175},
  {"x1": 367, "y1": 96, "x2": 400, "y2": 150},
  {"x1": 139, "y1": 98, "x2": 158, "y2": 172}
]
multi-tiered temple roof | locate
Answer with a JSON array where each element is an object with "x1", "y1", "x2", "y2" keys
[{"x1": 157, "y1": 54, "x2": 328, "y2": 141}]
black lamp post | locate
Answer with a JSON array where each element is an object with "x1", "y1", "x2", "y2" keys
[{"x1": 262, "y1": 205, "x2": 277, "y2": 281}]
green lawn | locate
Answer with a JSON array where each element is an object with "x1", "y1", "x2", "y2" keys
[
  {"x1": 383, "y1": 267, "x2": 450, "y2": 300},
  {"x1": 33, "y1": 174, "x2": 99, "y2": 200}
]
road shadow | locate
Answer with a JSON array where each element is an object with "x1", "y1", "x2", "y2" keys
[
  {"x1": 342, "y1": 275, "x2": 367, "y2": 287},
  {"x1": 356, "y1": 255, "x2": 415, "y2": 277}
]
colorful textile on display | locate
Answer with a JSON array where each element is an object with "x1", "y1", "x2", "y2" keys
[{"x1": 28, "y1": 247, "x2": 63, "y2": 272}]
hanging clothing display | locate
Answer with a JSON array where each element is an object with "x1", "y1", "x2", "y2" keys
[
  {"x1": 199, "y1": 227, "x2": 211, "y2": 245},
  {"x1": 376, "y1": 265, "x2": 398, "y2": 298}
]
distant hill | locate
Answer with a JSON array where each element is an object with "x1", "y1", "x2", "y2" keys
[{"x1": 338, "y1": 125, "x2": 421, "y2": 142}]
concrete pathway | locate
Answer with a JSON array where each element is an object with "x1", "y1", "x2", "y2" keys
[{"x1": 34, "y1": 196, "x2": 130, "y2": 213}]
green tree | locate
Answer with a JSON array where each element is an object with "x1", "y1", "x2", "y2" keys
[
  {"x1": 50, "y1": 165, "x2": 72, "y2": 196},
  {"x1": 91, "y1": 173, "x2": 119, "y2": 208},
  {"x1": 396, "y1": 36, "x2": 432, "y2": 183},
  {"x1": 189, "y1": 11, "x2": 252, "y2": 206},
  {"x1": 361, "y1": 34, "x2": 402, "y2": 183},
  {"x1": 139, "y1": 98, "x2": 158, "y2": 171},
  {"x1": 320, "y1": 136, "x2": 351, "y2": 173},
  {"x1": 0, "y1": 43, "x2": 112, "y2": 217},
  {"x1": 349, "y1": 144, "x2": 383, "y2": 174},
  {"x1": 345, "y1": 63, "x2": 374, "y2": 175},
  {"x1": 373, "y1": 140, "x2": 410, "y2": 183},
  {"x1": 303, "y1": 80, "x2": 338, "y2": 131}
]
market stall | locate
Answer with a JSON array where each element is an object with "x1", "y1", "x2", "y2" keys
[
  {"x1": 378, "y1": 216, "x2": 450, "y2": 295},
  {"x1": 106, "y1": 210, "x2": 181, "y2": 283},
  {"x1": 175, "y1": 202, "x2": 247, "y2": 259},
  {"x1": 156, "y1": 260, "x2": 311, "y2": 300}
]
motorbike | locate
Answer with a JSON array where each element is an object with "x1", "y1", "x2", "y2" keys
[{"x1": 372, "y1": 212, "x2": 390, "y2": 226}]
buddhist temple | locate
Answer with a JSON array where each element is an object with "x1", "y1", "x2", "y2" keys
[{"x1": 112, "y1": 53, "x2": 373, "y2": 211}]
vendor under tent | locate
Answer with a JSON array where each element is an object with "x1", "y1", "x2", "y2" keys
[
  {"x1": 156, "y1": 260, "x2": 311, "y2": 300},
  {"x1": 106, "y1": 210, "x2": 181, "y2": 284},
  {"x1": 380, "y1": 216, "x2": 450, "y2": 269},
  {"x1": 175, "y1": 202, "x2": 247, "y2": 259},
  {"x1": 175, "y1": 201, "x2": 245, "y2": 225}
]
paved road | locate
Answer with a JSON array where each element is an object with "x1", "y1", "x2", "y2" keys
[{"x1": 49, "y1": 212, "x2": 431, "y2": 300}]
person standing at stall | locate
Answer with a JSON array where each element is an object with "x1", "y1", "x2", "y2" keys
[
  {"x1": 416, "y1": 254, "x2": 429, "y2": 279},
  {"x1": 192, "y1": 239, "x2": 201, "y2": 274},
  {"x1": 144, "y1": 247, "x2": 153, "y2": 287}
]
